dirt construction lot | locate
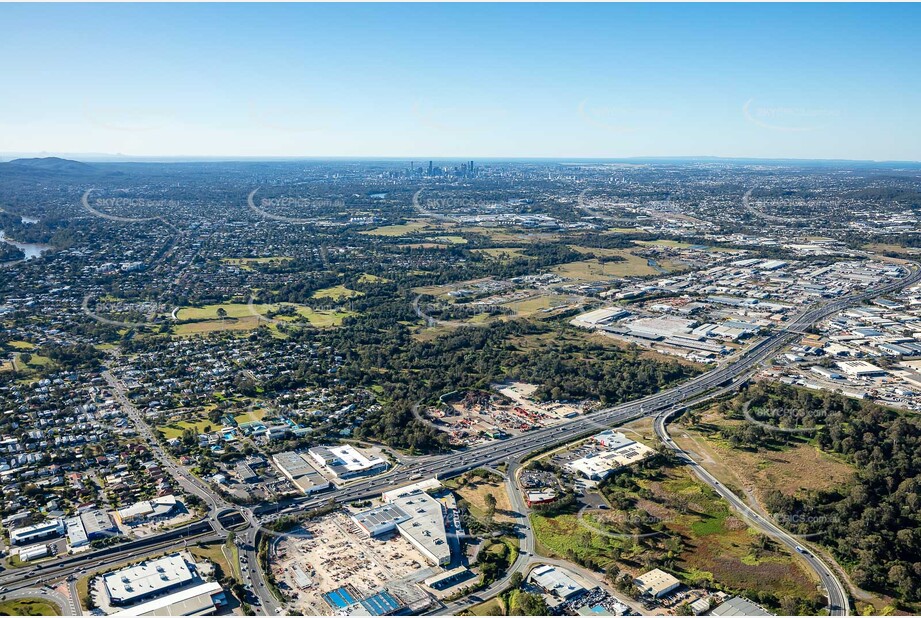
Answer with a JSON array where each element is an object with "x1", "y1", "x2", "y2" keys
[{"x1": 271, "y1": 512, "x2": 431, "y2": 615}]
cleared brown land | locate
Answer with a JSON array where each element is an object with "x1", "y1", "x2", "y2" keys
[
  {"x1": 450, "y1": 475, "x2": 514, "y2": 524},
  {"x1": 673, "y1": 407, "x2": 856, "y2": 506}
]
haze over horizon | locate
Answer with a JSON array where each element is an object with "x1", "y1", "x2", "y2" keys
[{"x1": 2, "y1": 3, "x2": 920, "y2": 161}]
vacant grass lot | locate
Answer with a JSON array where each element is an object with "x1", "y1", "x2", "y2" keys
[
  {"x1": 447, "y1": 474, "x2": 515, "y2": 524},
  {"x1": 499, "y1": 294, "x2": 573, "y2": 317},
  {"x1": 673, "y1": 407, "x2": 856, "y2": 505},
  {"x1": 531, "y1": 465, "x2": 817, "y2": 601},
  {"x1": 469, "y1": 597, "x2": 506, "y2": 616},
  {"x1": 361, "y1": 221, "x2": 431, "y2": 236},
  {"x1": 0, "y1": 599, "x2": 60, "y2": 616},
  {"x1": 173, "y1": 303, "x2": 354, "y2": 335},
  {"x1": 312, "y1": 285, "x2": 364, "y2": 300},
  {"x1": 159, "y1": 417, "x2": 218, "y2": 439},
  {"x1": 555, "y1": 247, "x2": 663, "y2": 279},
  {"x1": 471, "y1": 247, "x2": 529, "y2": 261}
]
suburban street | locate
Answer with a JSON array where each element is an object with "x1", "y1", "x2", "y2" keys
[{"x1": 5, "y1": 264, "x2": 915, "y2": 616}]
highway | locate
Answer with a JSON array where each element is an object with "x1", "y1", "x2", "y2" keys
[
  {"x1": 9, "y1": 263, "x2": 914, "y2": 616},
  {"x1": 302, "y1": 263, "x2": 920, "y2": 508},
  {"x1": 654, "y1": 405, "x2": 850, "y2": 615},
  {"x1": 252, "y1": 264, "x2": 919, "y2": 614}
]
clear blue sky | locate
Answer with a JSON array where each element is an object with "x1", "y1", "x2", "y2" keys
[{"x1": 2, "y1": 3, "x2": 919, "y2": 160}]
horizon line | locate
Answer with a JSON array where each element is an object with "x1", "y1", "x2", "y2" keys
[{"x1": 4, "y1": 153, "x2": 921, "y2": 165}]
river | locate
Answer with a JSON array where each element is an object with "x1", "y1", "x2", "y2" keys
[{"x1": 0, "y1": 230, "x2": 51, "y2": 260}]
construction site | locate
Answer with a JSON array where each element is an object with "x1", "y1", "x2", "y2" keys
[
  {"x1": 423, "y1": 384, "x2": 585, "y2": 446},
  {"x1": 270, "y1": 511, "x2": 434, "y2": 616}
]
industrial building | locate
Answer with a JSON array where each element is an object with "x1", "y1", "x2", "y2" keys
[
  {"x1": 116, "y1": 495, "x2": 179, "y2": 525},
  {"x1": 572, "y1": 307, "x2": 631, "y2": 328},
  {"x1": 18, "y1": 544, "x2": 50, "y2": 562},
  {"x1": 423, "y1": 566, "x2": 474, "y2": 590},
  {"x1": 272, "y1": 451, "x2": 331, "y2": 495},
  {"x1": 352, "y1": 503, "x2": 412, "y2": 537},
  {"x1": 836, "y1": 360, "x2": 888, "y2": 377},
  {"x1": 708, "y1": 596, "x2": 774, "y2": 616},
  {"x1": 66, "y1": 509, "x2": 118, "y2": 548},
  {"x1": 352, "y1": 485, "x2": 451, "y2": 566},
  {"x1": 529, "y1": 565, "x2": 586, "y2": 601},
  {"x1": 104, "y1": 553, "x2": 199, "y2": 606},
  {"x1": 566, "y1": 431, "x2": 654, "y2": 481},
  {"x1": 111, "y1": 581, "x2": 227, "y2": 617},
  {"x1": 307, "y1": 444, "x2": 388, "y2": 479},
  {"x1": 9, "y1": 519, "x2": 64, "y2": 546},
  {"x1": 634, "y1": 568, "x2": 682, "y2": 598}
]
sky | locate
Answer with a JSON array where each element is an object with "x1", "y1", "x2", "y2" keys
[{"x1": 1, "y1": 3, "x2": 920, "y2": 161}]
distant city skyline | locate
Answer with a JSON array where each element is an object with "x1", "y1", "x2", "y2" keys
[{"x1": 2, "y1": 3, "x2": 920, "y2": 161}]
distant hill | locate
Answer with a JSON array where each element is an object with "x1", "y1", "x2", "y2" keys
[
  {"x1": 7, "y1": 156, "x2": 95, "y2": 173},
  {"x1": 0, "y1": 157, "x2": 114, "y2": 183}
]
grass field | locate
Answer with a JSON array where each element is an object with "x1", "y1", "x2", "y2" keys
[
  {"x1": 672, "y1": 406, "x2": 856, "y2": 506},
  {"x1": 553, "y1": 255, "x2": 655, "y2": 280},
  {"x1": 632, "y1": 239, "x2": 697, "y2": 249},
  {"x1": 446, "y1": 473, "x2": 514, "y2": 524},
  {"x1": 412, "y1": 278, "x2": 494, "y2": 297},
  {"x1": 358, "y1": 273, "x2": 390, "y2": 283},
  {"x1": 159, "y1": 417, "x2": 217, "y2": 439},
  {"x1": 312, "y1": 285, "x2": 364, "y2": 300},
  {"x1": 471, "y1": 247, "x2": 529, "y2": 261},
  {"x1": 8, "y1": 340, "x2": 35, "y2": 349},
  {"x1": 361, "y1": 221, "x2": 430, "y2": 236},
  {"x1": 234, "y1": 405, "x2": 268, "y2": 425},
  {"x1": 500, "y1": 294, "x2": 573, "y2": 317},
  {"x1": 531, "y1": 464, "x2": 818, "y2": 601},
  {"x1": 173, "y1": 302, "x2": 354, "y2": 335},
  {"x1": 173, "y1": 315, "x2": 265, "y2": 336},
  {"x1": 191, "y1": 541, "x2": 242, "y2": 583},
  {"x1": 0, "y1": 599, "x2": 60, "y2": 616},
  {"x1": 864, "y1": 243, "x2": 921, "y2": 256},
  {"x1": 454, "y1": 227, "x2": 561, "y2": 244},
  {"x1": 469, "y1": 596, "x2": 506, "y2": 616},
  {"x1": 176, "y1": 303, "x2": 261, "y2": 320}
]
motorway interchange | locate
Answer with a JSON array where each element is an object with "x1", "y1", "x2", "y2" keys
[{"x1": 4, "y1": 264, "x2": 918, "y2": 616}]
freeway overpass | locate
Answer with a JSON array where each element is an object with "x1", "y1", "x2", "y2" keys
[
  {"x1": 276, "y1": 263, "x2": 921, "y2": 516},
  {"x1": 8, "y1": 263, "x2": 913, "y2": 614},
  {"x1": 251, "y1": 264, "x2": 919, "y2": 614}
]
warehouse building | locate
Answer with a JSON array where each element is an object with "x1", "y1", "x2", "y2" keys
[
  {"x1": 634, "y1": 568, "x2": 682, "y2": 598},
  {"x1": 837, "y1": 360, "x2": 888, "y2": 378},
  {"x1": 352, "y1": 487, "x2": 451, "y2": 566},
  {"x1": 708, "y1": 596, "x2": 774, "y2": 616},
  {"x1": 567, "y1": 432, "x2": 654, "y2": 481},
  {"x1": 529, "y1": 565, "x2": 586, "y2": 601},
  {"x1": 116, "y1": 495, "x2": 179, "y2": 525},
  {"x1": 307, "y1": 444, "x2": 388, "y2": 480},
  {"x1": 111, "y1": 581, "x2": 227, "y2": 617},
  {"x1": 104, "y1": 553, "x2": 198, "y2": 606},
  {"x1": 272, "y1": 451, "x2": 331, "y2": 495},
  {"x1": 9, "y1": 519, "x2": 64, "y2": 546}
]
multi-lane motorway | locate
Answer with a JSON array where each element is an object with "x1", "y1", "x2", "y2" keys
[
  {"x1": 6, "y1": 264, "x2": 916, "y2": 615},
  {"x1": 269, "y1": 265, "x2": 921, "y2": 518},
  {"x1": 654, "y1": 404, "x2": 850, "y2": 615},
  {"x1": 256, "y1": 263, "x2": 920, "y2": 614}
]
